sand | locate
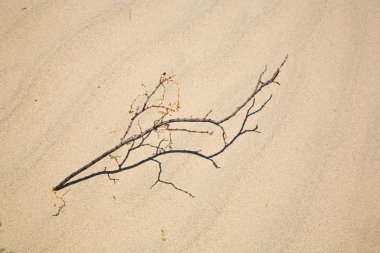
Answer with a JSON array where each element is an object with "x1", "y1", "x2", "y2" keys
[{"x1": 0, "y1": 1, "x2": 379, "y2": 252}]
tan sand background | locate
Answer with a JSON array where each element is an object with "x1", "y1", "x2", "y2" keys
[{"x1": 0, "y1": 1, "x2": 379, "y2": 252}]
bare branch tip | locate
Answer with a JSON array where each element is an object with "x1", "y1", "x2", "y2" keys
[{"x1": 280, "y1": 55, "x2": 288, "y2": 69}]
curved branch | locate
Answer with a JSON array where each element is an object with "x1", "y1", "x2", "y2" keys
[
  {"x1": 55, "y1": 149, "x2": 219, "y2": 190},
  {"x1": 53, "y1": 56, "x2": 288, "y2": 192}
]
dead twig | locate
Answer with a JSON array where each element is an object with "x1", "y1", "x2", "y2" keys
[
  {"x1": 52, "y1": 56, "x2": 288, "y2": 198},
  {"x1": 104, "y1": 167, "x2": 120, "y2": 183},
  {"x1": 52, "y1": 189, "x2": 71, "y2": 216},
  {"x1": 150, "y1": 159, "x2": 195, "y2": 198}
]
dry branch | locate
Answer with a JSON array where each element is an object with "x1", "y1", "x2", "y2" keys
[{"x1": 52, "y1": 56, "x2": 288, "y2": 197}]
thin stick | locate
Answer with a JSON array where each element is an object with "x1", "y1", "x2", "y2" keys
[{"x1": 52, "y1": 189, "x2": 71, "y2": 216}]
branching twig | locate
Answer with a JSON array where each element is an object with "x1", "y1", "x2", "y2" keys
[
  {"x1": 109, "y1": 154, "x2": 121, "y2": 169},
  {"x1": 52, "y1": 56, "x2": 288, "y2": 198},
  {"x1": 104, "y1": 167, "x2": 120, "y2": 183},
  {"x1": 149, "y1": 159, "x2": 195, "y2": 198},
  {"x1": 52, "y1": 189, "x2": 71, "y2": 216}
]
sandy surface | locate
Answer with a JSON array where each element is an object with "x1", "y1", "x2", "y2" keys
[{"x1": 0, "y1": 1, "x2": 379, "y2": 252}]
